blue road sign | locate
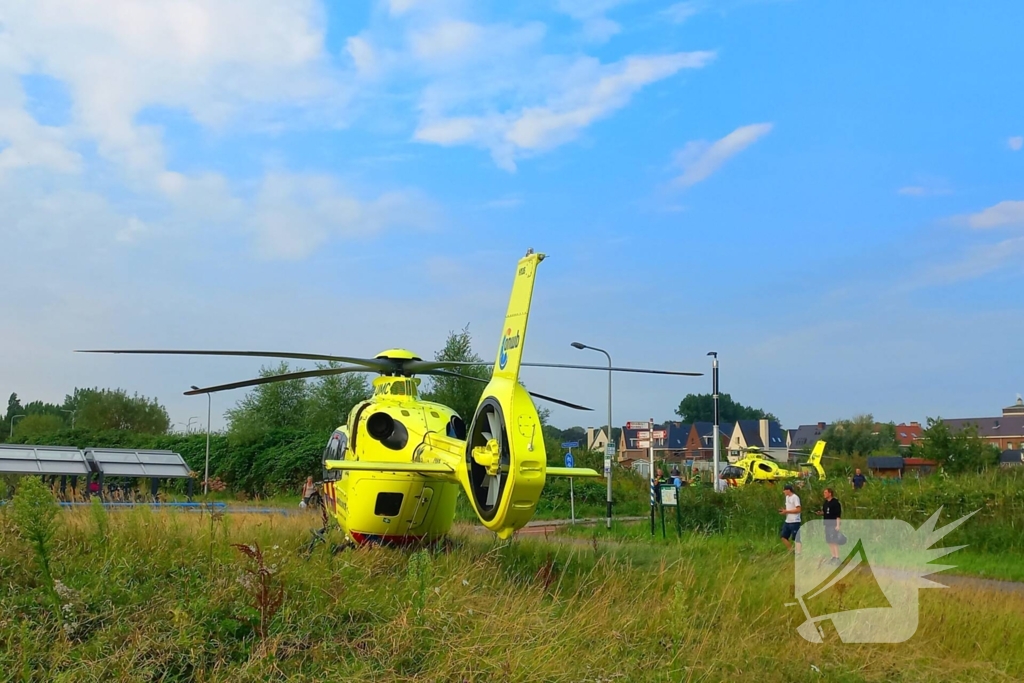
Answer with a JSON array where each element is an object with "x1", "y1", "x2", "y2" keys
[
  {"x1": 561, "y1": 441, "x2": 579, "y2": 448},
  {"x1": 564, "y1": 453, "x2": 574, "y2": 468}
]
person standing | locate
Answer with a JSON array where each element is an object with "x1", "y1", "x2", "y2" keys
[
  {"x1": 779, "y1": 483, "x2": 802, "y2": 554},
  {"x1": 851, "y1": 468, "x2": 866, "y2": 490},
  {"x1": 815, "y1": 487, "x2": 843, "y2": 563},
  {"x1": 301, "y1": 476, "x2": 316, "y2": 508}
]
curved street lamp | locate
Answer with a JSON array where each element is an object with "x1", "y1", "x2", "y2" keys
[
  {"x1": 191, "y1": 387, "x2": 212, "y2": 496},
  {"x1": 571, "y1": 341, "x2": 613, "y2": 529},
  {"x1": 10, "y1": 414, "x2": 26, "y2": 439}
]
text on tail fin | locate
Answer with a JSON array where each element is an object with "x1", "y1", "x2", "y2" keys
[{"x1": 492, "y1": 251, "x2": 544, "y2": 382}]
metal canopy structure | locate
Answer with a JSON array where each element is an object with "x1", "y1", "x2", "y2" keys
[
  {"x1": 0, "y1": 444, "x2": 92, "y2": 476},
  {"x1": 84, "y1": 448, "x2": 192, "y2": 479}
]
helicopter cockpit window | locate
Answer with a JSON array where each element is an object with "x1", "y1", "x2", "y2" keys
[
  {"x1": 757, "y1": 463, "x2": 773, "y2": 473},
  {"x1": 322, "y1": 431, "x2": 347, "y2": 481},
  {"x1": 720, "y1": 466, "x2": 744, "y2": 479}
]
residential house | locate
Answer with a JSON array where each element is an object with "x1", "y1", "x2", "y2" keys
[
  {"x1": 585, "y1": 427, "x2": 610, "y2": 453},
  {"x1": 683, "y1": 422, "x2": 734, "y2": 464},
  {"x1": 1001, "y1": 450, "x2": 1023, "y2": 468},
  {"x1": 617, "y1": 421, "x2": 690, "y2": 468},
  {"x1": 943, "y1": 410, "x2": 1024, "y2": 452},
  {"x1": 894, "y1": 422, "x2": 922, "y2": 448},
  {"x1": 1005, "y1": 396, "x2": 1024, "y2": 417},
  {"x1": 727, "y1": 419, "x2": 788, "y2": 462},
  {"x1": 788, "y1": 423, "x2": 828, "y2": 452}
]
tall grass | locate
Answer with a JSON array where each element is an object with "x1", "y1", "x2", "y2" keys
[
  {"x1": 661, "y1": 469, "x2": 1024, "y2": 554},
  {"x1": 1, "y1": 504, "x2": 1022, "y2": 681}
]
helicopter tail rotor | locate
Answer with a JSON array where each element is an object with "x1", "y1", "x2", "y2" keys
[{"x1": 457, "y1": 251, "x2": 549, "y2": 539}]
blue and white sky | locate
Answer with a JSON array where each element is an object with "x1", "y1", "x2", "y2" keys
[{"x1": 2, "y1": 0, "x2": 1022, "y2": 432}]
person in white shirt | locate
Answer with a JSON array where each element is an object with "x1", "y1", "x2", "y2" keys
[{"x1": 779, "y1": 483, "x2": 802, "y2": 554}]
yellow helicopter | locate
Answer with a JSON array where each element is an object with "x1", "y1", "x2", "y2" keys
[
  {"x1": 80, "y1": 249, "x2": 701, "y2": 545},
  {"x1": 718, "y1": 441, "x2": 827, "y2": 488}
]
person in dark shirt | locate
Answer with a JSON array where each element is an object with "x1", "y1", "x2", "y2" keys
[
  {"x1": 815, "y1": 487, "x2": 843, "y2": 563},
  {"x1": 851, "y1": 468, "x2": 866, "y2": 490}
]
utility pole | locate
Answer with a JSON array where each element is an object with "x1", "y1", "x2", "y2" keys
[
  {"x1": 61, "y1": 409, "x2": 76, "y2": 429},
  {"x1": 708, "y1": 352, "x2": 721, "y2": 491}
]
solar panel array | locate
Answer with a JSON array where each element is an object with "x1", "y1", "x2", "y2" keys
[{"x1": 0, "y1": 445, "x2": 191, "y2": 478}]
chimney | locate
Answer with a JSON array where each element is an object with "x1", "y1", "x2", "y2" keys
[
  {"x1": 759, "y1": 419, "x2": 769, "y2": 450},
  {"x1": 587, "y1": 427, "x2": 594, "y2": 450},
  {"x1": 817, "y1": 422, "x2": 826, "y2": 430}
]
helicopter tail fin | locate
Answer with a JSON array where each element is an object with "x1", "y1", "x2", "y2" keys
[
  {"x1": 455, "y1": 251, "x2": 548, "y2": 539},
  {"x1": 800, "y1": 440, "x2": 827, "y2": 479},
  {"x1": 491, "y1": 250, "x2": 543, "y2": 383}
]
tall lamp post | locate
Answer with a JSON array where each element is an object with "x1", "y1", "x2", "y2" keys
[
  {"x1": 192, "y1": 387, "x2": 212, "y2": 496},
  {"x1": 10, "y1": 414, "x2": 25, "y2": 439},
  {"x1": 61, "y1": 409, "x2": 76, "y2": 429},
  {"x1": 707, "y1": 352, "x2": 720, "y2": 491},
  {"x1": 571, "y1": 341, "x2": 613, "y2": 529}
]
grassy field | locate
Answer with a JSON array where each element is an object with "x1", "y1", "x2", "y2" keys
[{"x1": 2, "y1": 494, "x2": 1024, "y2": 682}]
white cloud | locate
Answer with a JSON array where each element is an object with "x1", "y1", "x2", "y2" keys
[
  {"x1": 660, "y1": 1, "x2": 704, "y2": 23},
  {"x1": 907, "y1": 236, "x2": 1024, "y2": 288},
  {"x1": 898, "y1": 184, "x2": 951, "y2": 197},
  {"x1": 0, "y1": 75, "x2": 80, "y2": 174},
  {"x1": 346, "y1": 35, "x2": 378, "y2": 76},
  {"x1": 0, "y1": 0, "x2": 342, "y2": 173},
  {"x1": 1009, "y1": 136, "x2": 1023, "y2": 152},
  {"x1": 966, "y1": 200, "x2": 1024, "y2": 229},
  {"x1": 410, "y1": 20, "x2": 483, "y2": 61},
  {"x1": 672, "y1": 122, "x2": 773, "y2": 187},
  {"x1": 555, "y1": 0, "x2": 631, "y2": 42},
  {"x1": 415, "y1": 51, "x2": 715, "y2": 170},
  {"x1": 898, "y1": 186, "x2": 928, "y2": 196},
  {"x1": 250, "y1": 173, "x2": 440, "y2": 260}
]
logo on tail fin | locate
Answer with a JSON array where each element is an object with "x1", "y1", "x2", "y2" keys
[{"x1": 498, "y1": 329, "x2": 520, "y2": 370}]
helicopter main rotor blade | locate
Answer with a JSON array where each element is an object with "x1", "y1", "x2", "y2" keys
[
  {"x1": 184, "y1": 366, "x2": 368, "y2": 395},
  {"x1": 423, "y1": 370, "x2": 593, "y2": 411},
  {"x1": 521, "y1": 362, "x2": 703, "y2": 377},
  {"x1": 76, "y1": 349, "x2": 393, "y2": 372}
]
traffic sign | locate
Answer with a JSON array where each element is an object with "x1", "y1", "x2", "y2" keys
[
  {"x1": 564, "y1": 453, "x2": 574, "y2": 468},
  {"x1": 652, "y1": 430, "x2": 667, "y2": 439},
  {"x1": 605, "y1": 443, "x2": 615, "y2": 456},
  {"x1": 638, "y1": 439, "x2": 651, "y2": 448},
  {"x1": 561, "y1": 441, "x2": 579, "y2": 448},
  {"x1": 627, "y1": 421, "x2": 651, "y2": 430},
  {"x1": 636, "y1": 431, "x2": 650, "y2": 439}
]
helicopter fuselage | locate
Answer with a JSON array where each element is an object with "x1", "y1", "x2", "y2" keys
[{"x1": 319, "y1": 375, "x2": 465, "y2": 545}]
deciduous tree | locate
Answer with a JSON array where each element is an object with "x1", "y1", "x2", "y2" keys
[{"x1": 675, "y1": 393, "x2": 777, "y2": 424}]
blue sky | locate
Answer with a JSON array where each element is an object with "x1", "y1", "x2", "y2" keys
[{"x1": 1, "y1": 0, "x2": 1022, "y2": 433}]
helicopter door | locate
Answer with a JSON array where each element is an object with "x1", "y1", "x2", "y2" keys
[{"x1": 411, "y1": 486, "x2": 434, "y2": 528}]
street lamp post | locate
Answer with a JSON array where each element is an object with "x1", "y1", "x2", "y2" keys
[
  {"x1": 61, "y1": 409, "x2": 76, "y2": 429},
  {"x1": 708, "y1": 352, "x2": 720, "y2": 491},
  {"x1": 571, "y1": 341, "x2": 613, "y2": 529},
  {"x1": 10, "y1": 414, "x2": 26, "y2": 439},
  {"x1": 186, "y1": 416, "x2": 199, "y2": 433},
  {"x1": 191, "y1": 387, "x2": 212, "y2": 496}
]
